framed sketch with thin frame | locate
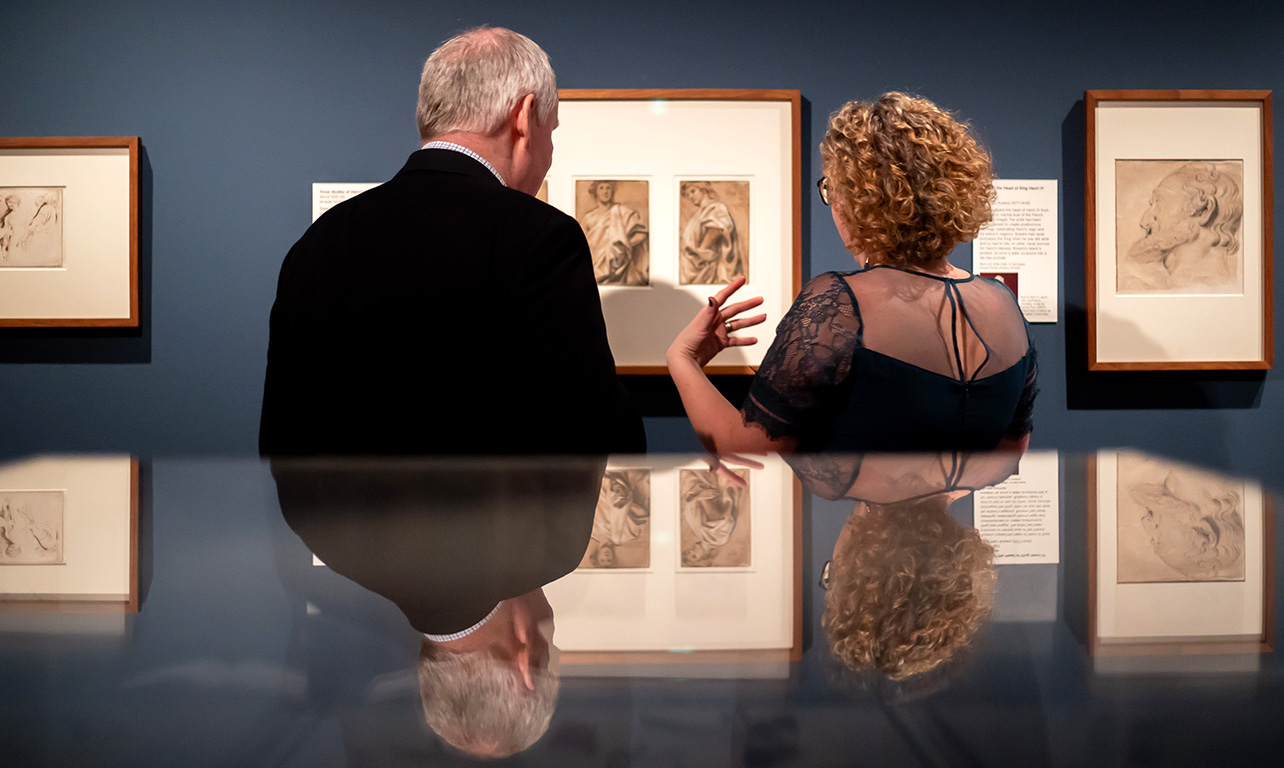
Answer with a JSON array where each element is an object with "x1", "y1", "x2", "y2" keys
[
  {"x1": 1085, "y1": 90, "x2": 1273, "y2": 370},
  {"x1": 0, "y1": 136, "x2": 139, "y2": 327},
  {"x1": 0, "y1": 456, "x2": 139, "y2": 613},
  {"x1": 546, "y1": 454, "x2": 802, "y2": 674},
  {"x1": 1088, "y1": 451, "x2": 1273, "y2": 658},
  {"x1": 547, "y1": 90, "x2": 802, "y2": 374}
]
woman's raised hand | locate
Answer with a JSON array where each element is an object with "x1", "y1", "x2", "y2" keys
[{"x1": 667, "y1": 276, "x2": 768, "y2": 368}]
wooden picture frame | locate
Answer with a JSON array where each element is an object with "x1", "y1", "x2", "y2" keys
[
  {"x1": 0, "y1": 456, "x2": 139, "y2": 613},
  {"x1": 549, "y1": 89, "x2": 802, "y2": 374},
  {"x1": 0, "y1": 136, "x2": 139, "y2": 327},
  {"x1": 1085, "y1": 90, "x2": 1273, "y2": 370},
  {"x1": 548, "y1": 454, "x2": 803, "y2": 674},
  {"x1": 1087, "y1": 451, "x2": 1273, "y2": 659}
]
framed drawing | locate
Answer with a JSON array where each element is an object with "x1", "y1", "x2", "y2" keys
[
  {"x1": 1085, "y1": 90, "x2": 1273, "y2": 370},
  {"x1": 548, "y1": 90, "x2": 802, "y2": 374},
  {"x1": 546, "y1": 454, "x2": 802, "y2": 675},
  {"x1": 1088, "y1": 451, "x2": 1273, "y2": 658},
  {"x1": 0, "y1": 456, "x2": 139, "y2": 612},
  {"x1": 0, "y1": 136, "x2": 139, "y2": 327}
]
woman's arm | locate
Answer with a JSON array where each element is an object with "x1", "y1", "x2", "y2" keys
[{"x1": 666, "y1": 278, "x2": 797, "y2": 454}]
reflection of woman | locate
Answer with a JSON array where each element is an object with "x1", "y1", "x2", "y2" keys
[
  {"x1": 795, "y1": 452, "x2": 1014, "y2": 680},
  {"x1": 680, "y1": 182, "x2": 744, "y2": 284},
  {"x1": 668, "y1": 93, "x2": 1038, "y2": 453}
]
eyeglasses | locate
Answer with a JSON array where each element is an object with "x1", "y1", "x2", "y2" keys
[
  {"x1": 816, "y1": 176, "x2": 831, "y2": 206},
  {"x1": 819, "y1": 559, "x2": 831, "y2": 590}
]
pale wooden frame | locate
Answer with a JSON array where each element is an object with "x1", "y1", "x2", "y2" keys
[
  {"x1": 1085, "y1": 91, "x2": 1273, "y2": 370},
  {"x1": 0, "y1": 136, "x2": 139, "y2": 327},
  {"x1": 1087, "y1": 452, "x2": 1273, "y2": 657}
]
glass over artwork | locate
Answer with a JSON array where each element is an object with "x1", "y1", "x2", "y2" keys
[{"x1": 2, "y1": 450, "x2": 1281, "y2": 766}]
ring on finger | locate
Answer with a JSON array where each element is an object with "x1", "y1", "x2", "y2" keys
[{"x1": 724, "y1": 321, "x2": 735, "y2": 333}]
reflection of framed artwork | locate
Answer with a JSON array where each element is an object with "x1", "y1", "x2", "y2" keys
[
  {"x1": 0, "y1": 137, "x2": 139, "y2": 327},
  {"x1": 546, "y1": 455, "x2": 801, "y2": 675},
  {"x1": 0, "y1": 456, "x2": 139, "y2": 612},
  {"x1": 1085, "y1": 91, "x2": 1273, "y2": 370},
  {"x1": 549, "y1": 90, "x2": 802, "y2": 374},
  {"x1": 1088, "y1": 451, "x2": 1273, "y2": 658}
]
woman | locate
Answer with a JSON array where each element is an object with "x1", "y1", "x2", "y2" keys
[
  {"x1": 668, "y1": 93, "x2": 1037, "y2": 452},
  {"x1": 792, "y1": 451, "x2": 1012, "y2": 681}
]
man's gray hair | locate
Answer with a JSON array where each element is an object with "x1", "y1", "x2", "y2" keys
[
  {"x1": 416, "y1": 26, "x2": 558, "y2": 141},
  {"x1": 418, "y1": 641, "x2": 560, "y2": 759}
]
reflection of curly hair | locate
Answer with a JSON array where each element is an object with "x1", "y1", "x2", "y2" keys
[
  {"x1": 820, "y1": 92, "x2": 994, "y2": 267},
  {"x1": 822, "y1": 497, "x2": 995, "y2": 680}
]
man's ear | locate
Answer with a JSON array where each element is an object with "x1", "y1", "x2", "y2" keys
[
  {"x1": 512, "y1": 93, "x2": 537, "y2": 143},
  {"x1": 513, "y1": 612, "x2": 537, "y2": 691}
]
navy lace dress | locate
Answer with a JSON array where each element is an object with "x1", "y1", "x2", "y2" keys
[{"x1": 743, "y1": 267, "x2": 1038, "y2": 451}]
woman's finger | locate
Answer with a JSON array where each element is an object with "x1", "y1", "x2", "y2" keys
[
  {"x1": 727, "y1": 335, "x2": 759, "y2": 347},
  {"x1": 726, "y1": 312, "x2": 768, "y2": 330},
  {"x1": 720, "y1": 296, "x2": 765, "y2": 318},
  {"x1": 708, "y1": 276, "x2": 748, "y2": 308}
]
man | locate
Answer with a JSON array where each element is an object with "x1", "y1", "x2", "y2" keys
[
  {"x1": 1119, "y1": 162, "x2": 1243, "y2": 293},
  {"x1": 579, "y1": 180, "x2": 648, "y2": 285},
  {"x1": 272, "y1": 457, "x2": 604, "y2": 758},
  {"x1": 260, "y1": 27, "x2": 644, "y2": 455}
]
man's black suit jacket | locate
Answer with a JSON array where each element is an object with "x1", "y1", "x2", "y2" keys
[{"x1": 260, "y1": 149, "x2": 645, "y2": 455}]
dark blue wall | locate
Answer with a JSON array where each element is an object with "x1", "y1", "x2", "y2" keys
[{"x1": 2, "y1": 1, "x2": 1282, "y2": 477}]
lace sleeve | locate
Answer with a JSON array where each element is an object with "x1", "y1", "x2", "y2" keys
[
  {"x1": 743, "y1": 272, "x2": 861, "y2": 440},
  {"x1": 1004, "y1": 322, "x2": 1039, "y2": 438}
]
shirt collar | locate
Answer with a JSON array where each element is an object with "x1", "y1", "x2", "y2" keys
[{"x1": 420, "y1": 141, "x2": 506, "y2": 186}]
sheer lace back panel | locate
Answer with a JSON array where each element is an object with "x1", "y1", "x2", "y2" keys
[
  {"x1": 845, "y1": 267, "x2": 1028, "y2": 381},
  {"x1": 744, "y1": 267, "x2": 1037, "y2": 451}
]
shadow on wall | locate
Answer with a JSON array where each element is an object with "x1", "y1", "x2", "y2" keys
[
  {"x1": 1059, "y1": 101, "x2": 1266, "y2": 412},
  {"x1": 603, "y1": 285, "x2": 754, "y2": 418},
  {"x1": 0, "y1": 145, "x2": 154, "y2": 364}
]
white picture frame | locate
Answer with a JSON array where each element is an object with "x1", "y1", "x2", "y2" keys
[{"x1": 548, "y1": 90, "x2": 801, "y2": 374}]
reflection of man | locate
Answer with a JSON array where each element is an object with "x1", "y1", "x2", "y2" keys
[
  {"x1": 1130, "y1": 470, "x2": 1245, "y2": 580},
  {"x1": 1120, "y1": 163, "x2": 1243, "y2": 292},
  {"x1": 680, "y1": 182, "x2": 744, "y2": 284},
  {"x1": 680, "y1": 471, "x2": 743, "y2": 566},
  {"x1": 580, "y1": 181, "x2": 648, "y2": 285},
  {"x1": 273, "y1": 458, "x2": 604, "y2": 759},
  {"x1": 260, "y1": 27, "x2": 644, "y2": 455}
]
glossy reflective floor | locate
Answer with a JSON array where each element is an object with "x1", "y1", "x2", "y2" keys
[{"x1": 1, "y1": 451, "x2": 1281, "y2": 766}]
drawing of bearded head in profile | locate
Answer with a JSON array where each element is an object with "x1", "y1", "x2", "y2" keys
[
  {"x1": 1122, "y1": 162, "x2": 1243, "y2": 292},
  {"x1": 1129, "y1": 470, "x2": 1245, "y2": 581}
]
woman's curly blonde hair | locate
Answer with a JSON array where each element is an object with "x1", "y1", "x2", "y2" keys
[
  {"x1": 822, "y1": 496, "x2": 995, "y2": 680},
  {"x1": 821, "y1": 92, "x2": 995, "y2": 268}
]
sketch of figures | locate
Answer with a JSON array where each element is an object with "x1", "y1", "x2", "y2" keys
[
  {"x1": 1115, "y1": 160, "x2": 1243, "y2": 294},
  {"x1": 678, "y1": 180, "x2": 748, "y2": 285},
  {"x1": 0, "y1": 492, "x2": 64, "y2": 565},
  {"x1": 679, "y1": 468, "x2": 750, "y2": 568},
  {"x1": 0, "y1": 188, "x2": 64, "y2": 268},
  {"x1": 580, "y1": 469, "x2": 651, "y2": 569},
  {"x1": 575, "y1": 179, "x2": 649, "y2": 286},
  {"x1": 1116, "y1": 454, "x2": 1245, "y2": 583}
]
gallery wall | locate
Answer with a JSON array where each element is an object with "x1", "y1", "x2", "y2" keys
[{"x1": 1, "y1": 0, "x2": 1282, "y2": 480}]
